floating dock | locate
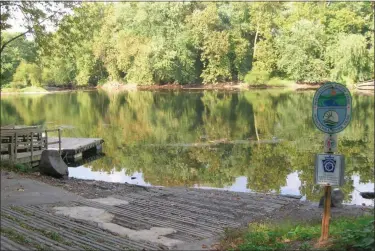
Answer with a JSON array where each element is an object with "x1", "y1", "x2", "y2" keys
[
  {"x1": 1, "y1": 126, "x2": 104, "y2": 166},
  {"x1": 48, "y1": 137, "x2": 104, "y2": 161}
]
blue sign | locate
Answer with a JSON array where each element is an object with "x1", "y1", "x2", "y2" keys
[{"x1": 313, "y1": 82, "x2": 352, "y2": 134}]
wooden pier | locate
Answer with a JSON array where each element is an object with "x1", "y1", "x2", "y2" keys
[
  {"x1": 1, "y1": 126, "x2": 104, "y2": 166},
  {"x1": 48, "y1": 137, "x2": 104, "y2": 161},
  {"x1": 355, "y1": 80, "x2": 374, "y2": 91}
]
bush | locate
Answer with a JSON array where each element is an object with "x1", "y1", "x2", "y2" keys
[
  {"x1": 244, "y1": 70, "x2": 270, "y2": 85},
  {"x1": 10, "y1": 81, "x2": 26, "y2": 89},
  {"x1": 12, "y1": 60, "x2": 42, "y2": 87},
  {"x1": 267, "y1": 77, "x2": 294, "y2": 86},
  {"x1": 223, "y1": 215, "x2": 375, "y2": 251}
]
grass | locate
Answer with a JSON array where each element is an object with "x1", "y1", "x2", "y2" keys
[
  {"x1": 266, "y1": 78, "x2": 294, "y2": 86},
  {"x1": 221, "y1": 214, "x2": 375, "y2": 251},
  {"x1": 2, "y1": 212, "x2": 73, "y2": 247},
  {"x1": 1, "y1": 86, "x2": 48, "y2": 93},
  {"x1": 1, "y1": 163, "x2": 33, "y2": 173}
]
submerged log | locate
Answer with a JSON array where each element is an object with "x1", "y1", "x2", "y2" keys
[{"x1": 360, "y1": 192, "x2": 375, "y2": 199}]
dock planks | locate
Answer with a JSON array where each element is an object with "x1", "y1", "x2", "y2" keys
[{"x1": 48, "y1": 137, "x2": 104, "y2": 156}]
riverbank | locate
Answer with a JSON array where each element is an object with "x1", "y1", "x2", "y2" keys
[
  {"x1": 1, "y1": 82, "x2": 371, "y2": 95},
  {"x1": 100, "y1": 81, "x2": 319, "y2": 92},
  {"x1": 1, "y1": 169, "x2": 373, "y2": 250},
  {"x1": 0, "y1": 86, "x2": 97, "y2": 95}
]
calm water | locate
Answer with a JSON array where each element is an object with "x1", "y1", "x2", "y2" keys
[{"x1": 1, "y1": 90, "x2": 374, "y2": 205}]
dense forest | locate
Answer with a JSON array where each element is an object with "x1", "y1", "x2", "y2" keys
[{"x1": 1, "y1": 2, "x2": 374, "y2": 87}]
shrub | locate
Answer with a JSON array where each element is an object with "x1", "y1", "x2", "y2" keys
[
  {"x1": 267, "y1": 77, "x2": 294, "y2": 86},
  {"x1": 12, "y1": 60, "x2": 42, "y2": 87},
  {"x1": 244, "y1": 70, "x2": 270, "y2": 85}
]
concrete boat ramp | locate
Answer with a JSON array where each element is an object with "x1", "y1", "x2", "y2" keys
[
  {"x1": 0, "y1": 172, "x2": 302, "y2": 250},
  {"x1": 2, "y1": 173, "x2": 370, "y2": 251}
]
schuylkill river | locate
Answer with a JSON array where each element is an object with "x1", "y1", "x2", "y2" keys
[{"x1": 2, "y1": 90, "x2": 373, "y2": 206}]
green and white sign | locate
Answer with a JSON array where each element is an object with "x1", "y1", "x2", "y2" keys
[{"x1": 312, "y1": 82, "x2": 352, "y2": 134}]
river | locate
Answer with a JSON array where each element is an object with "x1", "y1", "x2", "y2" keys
[{"x1": 1, "y1": 90, "x2": 373, "y2": 206}]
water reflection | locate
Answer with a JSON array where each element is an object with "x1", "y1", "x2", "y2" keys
[{"x1": 1, "y1": 90, "x2": 374, "y2": 205}]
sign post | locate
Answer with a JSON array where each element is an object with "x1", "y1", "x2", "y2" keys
[{"x1": 312, "y1": 82, "x2": 352, "y2": 244}]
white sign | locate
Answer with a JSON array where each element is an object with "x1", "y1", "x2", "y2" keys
[
  {"x1": 324, "y1": 134, "x2": 337, "y2": 153},
  {"x1": 315, "y1": 154, "x2": 345, "y2": 186}
]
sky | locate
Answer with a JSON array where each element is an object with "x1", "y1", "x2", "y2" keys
[{"x1": 4, "y1": 2, "x2": 72, "y2": 34}]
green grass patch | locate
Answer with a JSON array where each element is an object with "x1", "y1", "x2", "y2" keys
[
  {"x1": 266, "y1": 77, "x2": 294, "y2": 86},
  {"x1": 1, "y1": 227, "x2": 32, "y2": 245},
  {"x1": 1, "y1": 86, "x2": 47, "y2": 93},
  {"x1": 20, "y1": 86, "x2": 48, "y2": 93},
  {"x1": 222, "y1": 215, "x2": 374, "y2": 251},
  {"x1": 2, "y1": 211, "x2": 73, "y2": 246},
  {"x1": 1, "y1": 163, "x2": 33, "y2": 173}
]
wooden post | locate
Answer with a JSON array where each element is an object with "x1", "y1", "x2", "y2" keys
[
  {"x1": 45, "y1": 131, "x2": 48, "y2": 150},
  {"x1": 14, "y1": 132, "x2": 18, "y2": 162},
  {"x1": 320, "y1": 185, "x2": 332, "y2": 243},
  {"x1": 30, "y1": 132, "x2": 33, "y2": 161},
  {"x1": 58, "y1": 129, "x2": 61, "y2": 154}
]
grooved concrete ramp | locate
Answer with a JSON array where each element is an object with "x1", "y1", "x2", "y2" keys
[
  {"x1": 1, "y1": 172, "x2": 301, "y2": 250},
  {"x1": 1, "y1": 190, "x2": 297, "y2": 250}
]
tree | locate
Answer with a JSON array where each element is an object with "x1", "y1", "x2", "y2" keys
[
  {"x1": 276, "y1": 19, "x2": 328, "y2": 82},
  {"x1": 0, "y1": 1, "x2": 76, "y2": 53},
  {"x1": 0, "y1": 32, "x2": 37, "y2": 87},
  {"x1": 327, "y1": 34, "x2": 373, "y2": 84},
  {"x1": 12, "y1": 60, "x2": 42, "y2": 87}
]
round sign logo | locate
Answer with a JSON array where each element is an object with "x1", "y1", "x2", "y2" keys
[{"x1": 313, "y1": 82, "x2": 352, "y2": 134}]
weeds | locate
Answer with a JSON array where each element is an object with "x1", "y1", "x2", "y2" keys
[{"x1": 223, "y1": 215, "x2": 374, "y2": 251}]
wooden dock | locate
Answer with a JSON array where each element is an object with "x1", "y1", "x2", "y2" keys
[
  {"x1": 48, "y1": 137, "x2": 104, "y2": 161},
  {"x1": 355, "y1": 80, "x2": 374, "y2": 91},
  {"x1": 1, "y1": 126, "x2": 104, "y2": 166}
]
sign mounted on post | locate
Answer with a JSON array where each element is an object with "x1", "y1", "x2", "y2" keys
[
  {"x1": 315, "y1": 154, "x2": 345, "y2": 186},
  {"x1": 324, "y1": 133, "x2": 337, "y2": 153},
  {"x1": 312, "y1": 82, "x2": 352, "y2": 244},
  {"x1": 312, "y1": 82, "x2": 352, "y2": 134}
]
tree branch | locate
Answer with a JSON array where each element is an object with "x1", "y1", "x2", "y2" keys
[
  {"x1": 1, "y1": 30, "x2": 30, "y2": 53},
  {"x1": 0, "y1": 8, "x2": 63, "y2": 53}
]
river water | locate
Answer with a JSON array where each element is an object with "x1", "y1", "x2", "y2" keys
[{"x1": 1, "y1": 90, "x2": 373, "y2": 205}]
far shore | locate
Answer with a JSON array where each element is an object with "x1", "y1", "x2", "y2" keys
[{"x1": 1, "y1": 82, "x2": 372, "y2": 95}]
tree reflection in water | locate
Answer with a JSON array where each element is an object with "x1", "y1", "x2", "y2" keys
[{"x1": 1, "y1": 90, "x2": 373, "y2": 204}]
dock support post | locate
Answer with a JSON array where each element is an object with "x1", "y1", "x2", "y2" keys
[
  {"x1": 58, "y1": 128, "x2": 61, "y2": 154},
  {"x1": 14, "y1": 132, "x2": 18, "y2": 163},
  {"x1": 45, "y1": 131, "x2": 48, "y2": 150},
  {"x1": 30, "y1": 132, "x2": 33, "y2": 162}
]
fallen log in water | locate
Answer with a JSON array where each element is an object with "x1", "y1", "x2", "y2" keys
[
  {"x1": 355, "y1": 80, "x2": 374, "y2": 90},
  {"x1": 145, "y1": 139, "x2": 283, "y2": 147},
  {"x1": 360, "y1": 192, "x2": 375, "y2": 199}
]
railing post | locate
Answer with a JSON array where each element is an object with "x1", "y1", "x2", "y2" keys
[
  {"x1": 30, "y1": 132, "x2": 33, "y2": 162},
  {"x1": 14, "y1": 132, "x2": 18, "y2": 162},
  {"x1": 58, "y1": 128, "x2": 61, "y2": 154}
]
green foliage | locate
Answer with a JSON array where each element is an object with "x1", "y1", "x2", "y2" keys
[
  {"x1": 231, "y1": 215, "x2": 375, "y2": 251},
  {"x1": 276, "y1": 19, "x2": 328, "y2": 83},
  {"x1": 244, "y1": 70, "x2": 270, "y2": 85},
  {"x1": 330, "y1": 217, "x2": 375, "y2": 251},
  {"x1": 12, "y1": 61, "x2": 42, "y2": 87},
  {"x1": 0, "y1": 32, "x2": 37, "y2": 87},
  {"x1": 327, "y1": 34, "x2": 373, "y2": 85},
  {"x1": 267, "y1": 77, "x2": 293, "y2": 86},
  {"x1": 2, "y1": 2, "x2": 374, "y2": 86}
]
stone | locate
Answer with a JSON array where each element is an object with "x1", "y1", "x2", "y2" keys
[
  {"x1": 319, "y1": 189, "x2": 344, "y2": 208},
  {"x1": 39, "y1": 150, "x2": 69, "y2": 178}
]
